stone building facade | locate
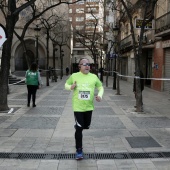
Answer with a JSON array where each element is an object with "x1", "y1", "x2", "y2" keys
[{"x1": 0, "y1": 1, "x2": 71, "y2": 76}]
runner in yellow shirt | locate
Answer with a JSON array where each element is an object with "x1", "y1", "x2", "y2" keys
[{"x1": 65, "y1": 58, "x2": 104, "y2": 160}]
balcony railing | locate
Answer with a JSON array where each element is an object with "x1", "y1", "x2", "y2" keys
[
  {"x1": 155, "y1": 11, "x2": 170, "y2": 34},
  {"x1": 120, "y1": 31, "x2": 155, "y2": 50},
  {"x1": 120, "y1": 34, "x2": 134, "y2": 50}
]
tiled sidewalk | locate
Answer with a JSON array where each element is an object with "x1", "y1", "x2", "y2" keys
[{"x1": 0, "y1": 76, "x2": 169, "y2": 169}]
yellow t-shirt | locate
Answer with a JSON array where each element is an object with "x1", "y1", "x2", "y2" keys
[{"x1": 65, "y1": 72, "x2": 104, "y2": 112}]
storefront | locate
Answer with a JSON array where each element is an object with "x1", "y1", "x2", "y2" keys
[
  {"x1": 163, "y1": 41, "x2": 170, "y2": 92},
  {"x1": 120, "y1": 56, "x2": 128, "y2": 80}
]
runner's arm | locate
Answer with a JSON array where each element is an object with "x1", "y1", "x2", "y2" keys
[
  {"x1": 65, "y1": 83, "x2": 72, "y2": 90},
  {"x1": 97, "y1": 86, "x2": 104, "y2": 99}
]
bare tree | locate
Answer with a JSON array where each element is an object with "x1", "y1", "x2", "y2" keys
[
  {"x1": 0, "y1": 0, "x2": 79, "y2": 111},
  {"x1": 0, "y1": 0, "x2": 36, "y2": 111},
  {"x1": 50, "y1": 18, "x2": 71, "y2": 79},
  {"x1": 39, "y1": 13, "x2": 65, "y2": 86},
  {"x1": 109, "y1": 0, "x2": 158, "y2": 112},
  {"x1": 74, "y1": 3, "x2": 104, "y2": 75}
]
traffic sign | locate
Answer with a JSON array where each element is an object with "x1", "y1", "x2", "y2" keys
[
  {"x1": 0, "y1": 24, "x2": 7, "y2": 47},
  {"x1": 135, "y1": 19, "x2": 153, "y2": 29}
]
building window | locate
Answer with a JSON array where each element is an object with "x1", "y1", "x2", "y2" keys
[
  {"x1": 87, "y1": 7, "x2": 97, "y2": 13},
  {"x1": 69, "y1": 9, "x2": 72, "y2": 13},
  {"x1": 77, "y1": 50, "x2": 84, "y2": 55},
  {"x1": 85, "y1": 41, "x2": 91, "y2": 46},
  {"x1": 86, "y1": 14, "x2": 98, "y2": 20},
  {"x1": 76, "y1": 17, "x2": 84, "y2": 21},
  {"x1": 86, "y1": 22, "x2": 94, "y2": 26},
  {"x1": 69, "y1": 17, "x2": 72, "y2": 21},
  {"x1": 86, "y1": 25, "x2": 95, "y2": 29},
  {"x1": 75, "y1": 42, "x2": 83, "y2": 47},
  {"x1": 87, "y1": 34, "x2": 93, "y2": 39},
  {"x1": 76, "y1": 25, "x2": 84, "y2": 30},
  {"x1": 76, "y1": 8, "x2": 84, "y2": 13},
  {"x1": 106, "y1": 15, "x2": 109, "y2": 22},
  {"x1": 86, "y1": 0, "x2": 99, "y2": 2},
  {"x1": 125, "y1": 24, "x2": 129, "y2": 35},
  {"x1": 76, "y1": 1, "x2": 84, "y2": 4},
  {"x1": 76, "y1": 35, "x2": 83, "y2": 38}
]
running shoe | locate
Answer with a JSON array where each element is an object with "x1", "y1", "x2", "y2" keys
[{"x1": 75, "y1": 148, "x2": 83, "y2": 160}]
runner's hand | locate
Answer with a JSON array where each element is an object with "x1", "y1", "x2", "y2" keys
[
  {"x1": 95, "y1": 96, "x2": 101, "y2": 102},
  {"x1": 71, "y1": 81, "x2": 76, "y2": 90}
]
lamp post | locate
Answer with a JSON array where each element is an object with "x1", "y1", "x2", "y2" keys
[
  {"x1": 100, "y1": 43, "x2": 104, "y2": 82},
  {"x1": 34, "y1": 25, "x2": 41, "y2": 64},
  {"x1": 59, "y1": 45, "x2": 64, "y2": 80},
  {"x1": 52, "y1": 44, "x2": 58, "y2": 82},
  {"x1": 61, "y1": 49, "x2": 64, "y2": 79},
  {"x1": 112, "y1": 25, "x2": 119, "y2": 90},
  {"x1": 53, "y1": 43, "x2": 57, "y2": 71}
]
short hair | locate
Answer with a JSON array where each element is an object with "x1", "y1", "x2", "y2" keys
[{"x1": 78, "y1": 58, "x2": 89, "y2": 65}]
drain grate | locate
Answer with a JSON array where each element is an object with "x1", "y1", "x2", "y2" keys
[
  {"x1": 130, "y1": 152, "x2": 164, "y2": 159},
  {"x1": 58, "y1": 153, "x2": 74, "y2": 159},
  {"x1": 162, "y1": 152, "x2": 170, "y2": 158},
  {"x1": 95, "y1": 153, "x2": 129, "y2": 159},
  {"x1": 0, "y1": 152, "x2": 169, "y2": 160}
]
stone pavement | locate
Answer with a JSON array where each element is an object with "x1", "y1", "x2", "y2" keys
[{"x1": 0, "y1": 75, "x2": 169, "y2": 169}]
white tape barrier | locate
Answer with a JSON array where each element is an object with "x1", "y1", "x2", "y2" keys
[
  {"x1": 8, "y1": 78, "x2": 26, "y2": 86},
  {"x1": 8, "y1": 108, "x2": 14, "y2": 114},
  {"x1": 8, "y1": 69, "x2": 170, "y2": 86},
  {"x1": 104, "y1": 70, "x2": 170, "y2": 81},
  {"x1": 8, "y1": 68, "x2": 61, "y2": 86},
  {"x1": 40, "y1": 69, "x2": 62, "y2": 72}
]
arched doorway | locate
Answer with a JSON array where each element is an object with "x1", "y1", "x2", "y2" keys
[
  {"x1": 14, "y1": 39, "x2": 45, "y2": 71},
  {"x1": 23, "y1": 50, "x2": 35, "y2": 70}
]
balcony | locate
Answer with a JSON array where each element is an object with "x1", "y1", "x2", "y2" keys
[
  {"x1": 120, "y1": 34, "x2": 134, "y2": 51},
  {"x1": 155, "y1": 11, "x2": 170, "y2": 37},
  {"x1": 120, "y1": 32, "x2": 154, "y2": 51}
]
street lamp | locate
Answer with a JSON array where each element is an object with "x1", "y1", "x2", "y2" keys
[
  {"x1": 100, "y1": 43, "x2": 104, "y2": 82},
  {"x1": 59, "y1": 47, "x2": 64, "y2": 79},
  {"x1": 53, "y1": 45, "x2": 58, "y2": 82},
  {"x1": 34, "y1": 25, "x2": 41, "y2": 64},
  {"x1": 112, "y1": 25, "x2": 119, "y2": 90}
]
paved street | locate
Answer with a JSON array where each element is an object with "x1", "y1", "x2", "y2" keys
[{"x1": 0, "y1": 75, "x2": 170, "y2": 169}]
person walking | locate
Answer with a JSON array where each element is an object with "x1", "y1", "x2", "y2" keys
[
  {"x1": 25, "y1": 62, "x2": 42, "y2": 107},
  {"x1": 99, "y1": 67, "x2": 104, "y2": 82},
  {"x1": 65, "y1": 58, "x2": 104, "y2": 160},
  {"x1": 66, "y1": 66, "x2": 69, "y2": 76}
]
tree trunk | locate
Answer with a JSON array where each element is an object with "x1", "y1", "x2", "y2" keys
[
  {"x1": 46, "y1": 31, "x2": 49, "y2": 86},
  {"x1": 61, "y1": 54, "x2": 63, "y2": 79},
  {"x1": 135, "y1": 54, "x2": 143, "y2": 112},
  {"x1": 52, "y1": 44, "x2": 57, "y2": 82},
  {"x1": 0, "y1": 8, "x2": 17, "y2": 111},
  {"x1": 116, "y1": 58, "x2": 120, "y2": 95},
  {"x1": 105, "y1": 57, "x2": 109, "y2": 87},
  {"x1": 0, "y1": 41, "x2": 10, "y2": 111},
  {"x1": 60, "y1": 45, "x2": 62, "y2": 80},
  {"x1": 135, "y1": 78, "x2": 143, "y2": 112}
]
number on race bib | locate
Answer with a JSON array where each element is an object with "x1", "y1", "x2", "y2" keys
[{"x1": 78, "y1": 91, "x2": 90, "y2": 100}]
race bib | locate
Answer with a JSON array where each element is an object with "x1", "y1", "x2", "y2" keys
[{"x1": 78, "y1": 91, "x2": 90, "y2": 100}]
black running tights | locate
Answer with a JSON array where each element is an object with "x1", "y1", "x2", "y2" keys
[{"x1": 74, "y1": 111, "x2": 92, "y2": 149}]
